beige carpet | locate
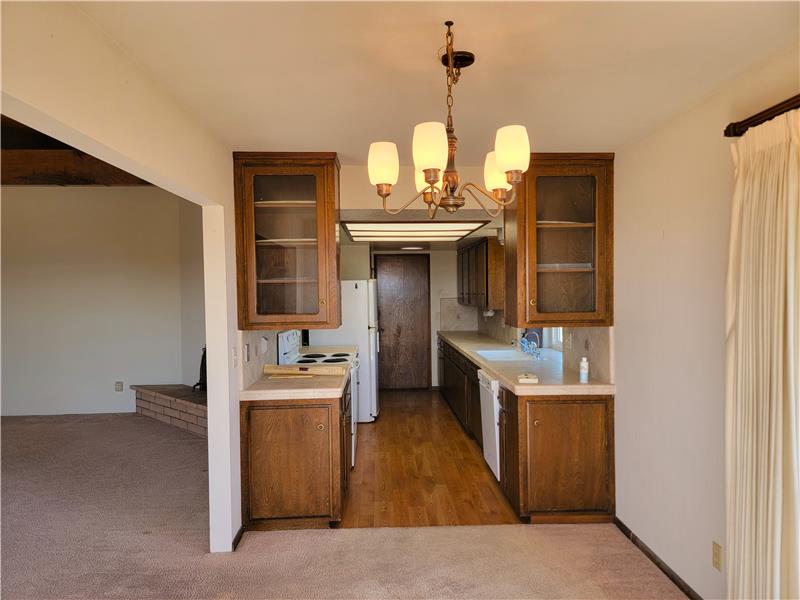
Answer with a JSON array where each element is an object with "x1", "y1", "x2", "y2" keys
[{"x1": 2, "y1": 414, "x2": 683, "y2": 599}]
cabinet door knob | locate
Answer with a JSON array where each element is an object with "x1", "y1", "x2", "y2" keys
[
  {"x1": 530, "y1": 298, "x2": 537, "y2": 306},
  {"x1": 320, "y1": 299, "x2": 326, "y2": 306},
  {"x1": 316, "y1": 423, "x2": 325, "y2": 431},
  {"x1": 533, "y1": 419, "x2": 541, "y2": 427}
]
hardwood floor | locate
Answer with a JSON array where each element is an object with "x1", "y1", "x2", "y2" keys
[{"x1": 341, "y1": 389, "x2": 520, "y2": 528}]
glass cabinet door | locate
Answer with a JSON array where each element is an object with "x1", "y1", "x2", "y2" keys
[
  {"x1": 244, "y1": 166, "x2": 327, "y2": 321},
  {"x1": 526, "y1": 162, "x2": 610, "y2": 323}
]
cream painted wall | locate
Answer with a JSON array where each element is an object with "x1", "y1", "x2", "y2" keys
[
  {"x1": 429, "y1": 250, "x2": 459, "y2": 386},
  {"x1": 180, "y1": 200, "x2": 206, "y2": 385},
  {"x1": 2, "y1": 186, "x2": 204, "y2": 415},
  {"x1": 340, "y1": 243, "x2": 371, "y2": 280},
  {"x1": 614, "y1": 46, "x2": 799, "y2": 600},
  {"x1": 1, "y1": 3, "x2": 240, "y2": 551}
]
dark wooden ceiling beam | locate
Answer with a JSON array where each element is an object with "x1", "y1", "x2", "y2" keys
[
  {"x1": 1, "y1": 115, "x2": 150, "y2": 186},
  {"x1": 2, "y1": 149, "x2": 150, "y2": 186}
]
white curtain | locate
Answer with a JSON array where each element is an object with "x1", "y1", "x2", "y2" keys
[{"x1": 726, "y1": 109, "x2": 800, "y2": 599}]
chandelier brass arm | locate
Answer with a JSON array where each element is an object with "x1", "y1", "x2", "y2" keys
[
  {"x1": 459, "y1": 182, "x2": 518, "y2": 219},
  {"x1": 380, "y1": 188, "x2": 429, "y2": 216}
]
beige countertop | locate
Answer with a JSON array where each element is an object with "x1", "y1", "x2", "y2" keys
[
  {"x1": 438, "y1": 331, "x2": 615, "y2": 396},
  {"x1": 240, "y1": 345, "x2": 355, "y2": 402}
]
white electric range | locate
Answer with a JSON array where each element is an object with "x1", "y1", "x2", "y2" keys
[{"x1": 277, "y1": 330, "x2": 359, "y2": 468}]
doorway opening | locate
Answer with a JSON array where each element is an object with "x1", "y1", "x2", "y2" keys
[
  {"x1": 1, "y1": 116, "x2": 210, "y2": 560},
  {"x1": 338, "y1": 249, "x2": 517, "y2": 528}
]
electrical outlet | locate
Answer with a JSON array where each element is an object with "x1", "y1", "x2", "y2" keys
[
  {"x1": 114, "y1": 381, "x2": 123, "y2": 392},
  {"x1": 712, "y1": 542, "x2": 722, "y2": 571}
]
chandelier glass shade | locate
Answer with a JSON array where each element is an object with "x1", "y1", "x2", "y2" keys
[{"x1": 367, "y1": 21, "x2": 530, "y2": 219}]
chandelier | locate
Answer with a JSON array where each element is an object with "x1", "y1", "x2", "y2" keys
[{"x1": 367, "y1": 21, "x2": 531, "y2": 219}]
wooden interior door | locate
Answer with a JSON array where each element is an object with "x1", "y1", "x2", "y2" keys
[
  {"x1": 375, "y1": 254, "x2": 431, "y2": 389},
  {"x1": 248, "y1": 405, "x2": 332, "y2": 519}
]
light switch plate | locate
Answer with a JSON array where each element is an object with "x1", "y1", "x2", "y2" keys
[
  {"x1": 114, "y1": 381, "x2": 123, "y2": 392},
  {"x1": 712, "y1": 542, "x2": 722, "y2": 571}
]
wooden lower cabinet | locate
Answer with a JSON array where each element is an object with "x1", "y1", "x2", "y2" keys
[
  {"x1": 499, "y1": 389, "x2": 521, "y2": 511},
  {"x1": 500, "y1": 388, "x2": 615, "y2": 522},
  {"x1": 467, "y1": 374, "x2": 482, "y2": 449},
  {"x1": 439, "y1": 340, "x2": 482, "y2": 444},
  {"x1": 442, "y1": 354, "x2": 467, "y2": 426},
  {"x1": 240, "y1": 384, "x2": 350, "y2": 530}
]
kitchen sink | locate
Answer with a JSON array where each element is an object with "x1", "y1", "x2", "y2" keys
[{"x1": 476, "y1": 349, "x2": 534, "y2": 362}]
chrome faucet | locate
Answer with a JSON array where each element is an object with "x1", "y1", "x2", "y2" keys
[{"x1": 520, "y1": 331, "x2": 542, "y2": 359}]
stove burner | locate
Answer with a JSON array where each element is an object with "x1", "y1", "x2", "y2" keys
[
  {"x1": 331, "y1": 353, "x2": 350, "y2": 357},
  {"x1": 323, "y1": 358, "x2": 348, "y2": 363},
  {"x1": 301, "y1": 353, "x2": 326, "y2": 358},
  {"x1": 296, "y1": 359, "x2": 318, "y2": 363}
]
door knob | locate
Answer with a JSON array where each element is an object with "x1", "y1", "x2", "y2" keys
[
  {"x1": 533, "y1": 420, "x2": 541, "y2": 427},
  {"x1": 316, "y1": 423, "x2": 325, "y2": 431}
]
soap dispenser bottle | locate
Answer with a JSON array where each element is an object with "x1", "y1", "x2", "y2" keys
[{"x1": 579, "y1": 357, "x2": 589, "y2": 384}]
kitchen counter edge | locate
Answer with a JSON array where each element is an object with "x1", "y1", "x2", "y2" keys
[{"x1": 438, "y1": 330, "x2": 615, "y2": 396}]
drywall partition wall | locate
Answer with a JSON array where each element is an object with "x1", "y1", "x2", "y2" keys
[
  {"x1": 180, "y1": 201, "x2": 206, "y2": 385},
  {"x1": 1, "y1": 187, "x2": 205, "y2": 415},
  {"x1": 340, "y1": 243, "x2": 371, "y2": 280},
  {"x1": 1, "y1": 3, "x2": 240, "y2": 552},
  {"x1": 429, "y1": 250, "x2": 460, "y2": 386},
  {"x1": 614, "y1": 46, "x2": 799, "y2": 600}
]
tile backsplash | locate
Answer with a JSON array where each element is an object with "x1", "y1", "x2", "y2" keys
[
  {"x1": 238, "y1": 330, "x2": 277, "y2": 389},
  {"x1": 562, "y1": 327, "x2": 614, "y2": 383},
  {"x1": 439, "y1": 297, "x2": 478, "y2": 331},
  {"x1": 478, "y1": 310, "x2": 522, "y2": 345}
]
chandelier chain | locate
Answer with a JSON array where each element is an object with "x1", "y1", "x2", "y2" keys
[{"x1": 445, "y1": 23, "x2": 456, "y2": 131}]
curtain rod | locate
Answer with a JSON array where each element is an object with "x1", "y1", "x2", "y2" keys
[{"x1": 724, "y1": 94, "x2": 800, "y2": 137}]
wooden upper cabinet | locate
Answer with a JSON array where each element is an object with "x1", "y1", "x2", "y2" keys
[
  {"x1": 234, "y1": 152, "x2": 341, "y2": 329},
  {"x1": 457, "y1": 237, "x2": 504, "y2": 311},
  {"x1": 505, "y1": 153, "x2": 613, "y2": 327}
]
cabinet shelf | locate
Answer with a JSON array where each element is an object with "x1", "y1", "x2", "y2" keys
[
  {"x1": 537, "y1": 263, "x2": 595, "y2": 273},
  {"x1": 254, "y1": 200, "x2": 316, "y2": 207},
  {"x1": 536, "y1": 221, "x2": 596, "y2": 229},
  {"x1": 255, "y1": 238, "x2": 318, "y2": 246},
  {"x1": 256, "y1": 278, "x2": 318, "y2": 284}
]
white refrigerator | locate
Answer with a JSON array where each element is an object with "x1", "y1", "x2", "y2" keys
[{"x1": 309, "y1": 280, "x2": 379, "y2": 422}]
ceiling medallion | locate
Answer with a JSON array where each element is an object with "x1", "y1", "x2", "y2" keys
[{"x1": 367, "y1": 21, "x2": 531, "y2": 219}]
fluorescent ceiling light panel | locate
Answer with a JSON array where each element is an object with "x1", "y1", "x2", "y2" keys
[
  {"x1": 345, "y1": 222, "x2": 480, "y2": 232},
  {"x1": 350, "y1": 236, "x2": 466, "y2": 242},
  {"x1": 348, "y1": 231, "x2": 470, "y2": 238},
  {"x1": 342, "y1": 221, "x2": 486, "y2": 242}
]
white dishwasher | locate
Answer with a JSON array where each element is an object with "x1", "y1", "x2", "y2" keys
[{"x1": 478, "y1": 370, "x2": 501, "y2": 481}]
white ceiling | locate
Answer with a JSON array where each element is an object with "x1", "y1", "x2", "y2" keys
[{"x1": 78, "y1": 2, "x2": 797, "y2": 166}]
